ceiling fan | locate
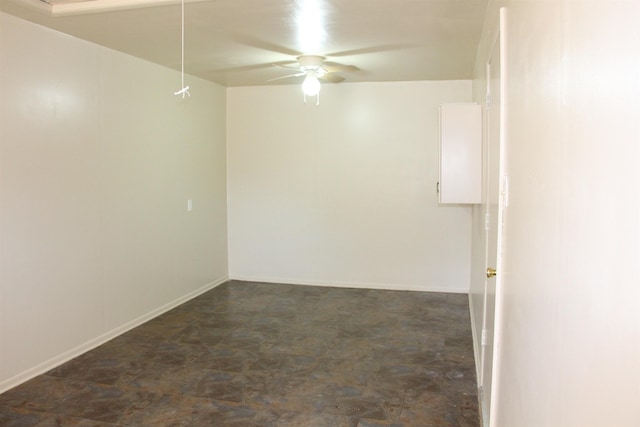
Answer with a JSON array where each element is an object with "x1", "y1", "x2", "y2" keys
[{"x1": 269, "y1": 55, "x2": 359, "y2": 103}]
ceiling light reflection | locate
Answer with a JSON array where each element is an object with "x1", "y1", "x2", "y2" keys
[{"x1": 295, "y1": 0, "x2": 327, "y2": 54}]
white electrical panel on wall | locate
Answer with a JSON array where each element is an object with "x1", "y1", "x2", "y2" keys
[{"x1": 438, "y1": 103, "x2": 482, "y2": 204}]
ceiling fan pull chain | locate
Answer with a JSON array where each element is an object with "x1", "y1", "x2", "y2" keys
[
  {"x1": 302, "y1": 92, "x2": 320, "y2": 106},
  {"x1": 174, "y1": 0, "x2": 190, "y2": 98},
  {"x1": 306, "y1": 87, "x2": 320, "y2": 106}
]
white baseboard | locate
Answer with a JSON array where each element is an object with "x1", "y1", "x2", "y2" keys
[
  {"x1": 0, "y1": 276, "x2": 228, "y2": 394},
  {"x1": 229, "y1": 274, "x2": 469, "y2": 294},
  {"x1": 478, "y1": 385, "x2": 488, "y2": 427},
  {"x1": 468, "y1": 292, "x2": 483, "y2": 383},
  {"x1": 468, "y1": 293, "x2": 487, "y2": 427}
]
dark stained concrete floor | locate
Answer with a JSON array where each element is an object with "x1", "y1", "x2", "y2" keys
[{"x1": 0, "y1": 280, "x2": 480, "y2": 426}]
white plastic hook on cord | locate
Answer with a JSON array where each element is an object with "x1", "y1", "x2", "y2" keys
[
  {"x1": 174, "y1": 0, "x2": 190, "y2": 98},
  {"x1": 174, "y1": 86, "x2": 190, "y2": 98}
]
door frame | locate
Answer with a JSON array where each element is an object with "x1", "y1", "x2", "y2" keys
[
  {"x1": 487, "y1": 8, "x2": 508, "y2": 427},
  {"x1": 478, "y1": 7, "x2": 508, "y2": 427}
]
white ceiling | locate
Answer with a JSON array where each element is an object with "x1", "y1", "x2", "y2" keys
[{"x1": 0, "y1": 0, "x2": 488, "y2": 86}]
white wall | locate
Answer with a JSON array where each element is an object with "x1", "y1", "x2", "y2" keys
[
  {"x1": 227, "y1": 81, "x2": 473, "y2": 292},
  {"x1": 0, "y1": 12, "x2": 228, "y2": 392},
  {"x1": 472, "y1": 1, "x2": 640, "y2": 426}
]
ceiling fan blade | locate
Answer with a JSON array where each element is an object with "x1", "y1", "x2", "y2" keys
[
  {"x1": 327, "y1": 44, "x2": 413, "y2": 58},
  {"x1": 211, "y1": 62, "x2": 274, "y2": 73},
  {"x1": 323, "y1": 63, "x2": 359, "y2": 73},
  {"x1": 267, "y1": 72, "x2": 306, "y2": 82},
  {"x1": 274, "y1": 63, "x2": 302, "y2": 71},
  {"x1": 319, "y1": 74, "x2": 345, "y2": 83},
  {"x1": 209, "y1": 60, "x2": 298, "y2": 75},
  {"x1": 231, "y1": 32, "x2": 301, "y2": 57}
]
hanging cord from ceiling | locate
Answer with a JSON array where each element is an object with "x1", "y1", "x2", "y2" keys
[
  {"x1": 303, "y1": 89, "x2": 320, "y2": 106},
  {"x1": 174, "y1": 0, "x2": 190, "y2": 98}
]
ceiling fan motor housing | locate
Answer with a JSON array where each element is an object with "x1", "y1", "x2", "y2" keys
[{"x1": 298, "y1": 55, "x2": 326, "y2": 72}]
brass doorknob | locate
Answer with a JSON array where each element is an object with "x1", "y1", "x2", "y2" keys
[{"x1": 486, "y1": 267, "x2": 497, "y2": 278}]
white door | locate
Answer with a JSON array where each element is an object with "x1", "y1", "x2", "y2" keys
[{"x1": 479, "y1": 8, "x2": 506, "y2": 427}]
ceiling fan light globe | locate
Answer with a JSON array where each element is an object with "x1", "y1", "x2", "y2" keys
[{"x1": 302, "y1": 73, "x2": 321, "y2": 96}]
